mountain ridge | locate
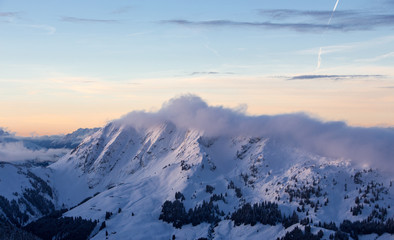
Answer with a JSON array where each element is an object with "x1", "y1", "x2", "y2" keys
[
  {"x1": 1, "y1": 95, "x2": 393, "y2": 239},
  {"x1": 51, "y1": 119, "x2": 393, "y2": 239}
]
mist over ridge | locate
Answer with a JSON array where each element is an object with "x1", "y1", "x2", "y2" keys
[
  {"x1": 0, "y1": 127, "x2": 98, "y2": 163},
  {"x1": 116, "y1": 94, "x2": 394, "y2": 173}
]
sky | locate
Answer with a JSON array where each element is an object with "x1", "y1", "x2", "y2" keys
[{"x1": 0, "y1": 0, "x2": 393, "y2": 136}]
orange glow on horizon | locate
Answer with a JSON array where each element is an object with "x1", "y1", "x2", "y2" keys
[{"x1": 2, "y1": 75, "x2": 393, "y2": 136}]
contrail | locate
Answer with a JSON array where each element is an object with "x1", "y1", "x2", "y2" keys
[
  {"x1": 317, "y1": 47, "x2": 323, "y2": 69},
  {"x1": 328, "y1": 0, "x2": 340, "y2": 25},
  {"x1": 317, "y1": 0, "x2": 340, "y2": 69}
]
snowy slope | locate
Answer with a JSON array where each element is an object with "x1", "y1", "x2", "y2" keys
[
  {"x1": 1, "y1": 96, "x2": 393, "y2": 239},
  {"x1": 48, "y1": 120, "x2": 393, "y2": 240},
  {"x1": 0, "y1": 162, "x2": 55, "y2": 225},
  {"x1": 0, "y1": 127, "x2": 98, "y2": 225}
]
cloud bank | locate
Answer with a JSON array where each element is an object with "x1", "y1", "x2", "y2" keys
[
  {"x1": 161, "y1": 19, "x2": 343, "y2": 32},
  {"x1": 61, "y1": 16, "x2": 118, "y2": 24},
  {"x1": 288, "y1": 74, "x2": 385, "y2": 81},
  {"x1": 0, "y1": 142, "x2": 68, "y2": 163},
  {"x1": 0, "y1": 128, "x2": 97, "y2": 163},
  {"x1": 162, "y1": 9, "x2": 394, "y2": 33},
  {"x1": 117, "y1": 95, "x2": 394, "y2": 173}
]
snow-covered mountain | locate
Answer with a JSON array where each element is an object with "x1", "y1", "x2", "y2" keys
[{"x1": 1, "y1": 96, "x2": 393, "y2": 240}]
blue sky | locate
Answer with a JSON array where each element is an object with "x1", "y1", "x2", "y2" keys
[{"x1": 1, "y1": 0, "x2": 393, "y2": 135}]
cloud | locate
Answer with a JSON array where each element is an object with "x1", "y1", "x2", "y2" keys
[
  {"x1": 161, "y1": 19, "x2": 343, "y2": 32},
  {"x1": 0, "y1": 128, "x2": 13, "y2": 137},
  {"x1": 61, "y1": 16, "x2": 118, "y2": 24},
  {"x1": 0, "y1": 11, "x2": 20, "y2": 23},
  {"x1": 25, "y1": 24, "x2": 56, "y2": 35},
  {"x1": 357, "y1": 51, "x2": 394, "y2": 62},
  {"x1": 299, "y1": 35, "x2": 394, "y2": 56},
  {"x1": 258, "y1": 9, "x2": 357, "y2": 20},
  {"x1": 0, "y1": 127, "x2": 98, "y2": 163},
  {"x1": 190, "y1": 71, "x2": 234, "y2": 76},
  {"x1": 116, "y1": 95, "x2": 394, "y2": 173},
  {"x1": 260, "y1": 9, "x2": 394, "y2": 30},
  {"x1": 0, "y1": 12, "x2": 19, "y2": 17},
  {"x1": 48, "y1": 76, "x2": 137, "y2": 95},
  {"x1": 111, "y1": 6, "x2": 133, "y2": 14},
  {"x1": 0, "y1": 11, "x2": 55, "y2": 34},
  {"x1": 162, "y1": 9, "x2": 394, "y2": 32},
  {"x1": 0, "y1": 142, "x2": 68, "y2": 163},
  {"x1": 127, "y1": 31, "x2": 152, "y2": 37},
  {"x1": 288, "y1": 74, "x2": 385, "y2": 80}
]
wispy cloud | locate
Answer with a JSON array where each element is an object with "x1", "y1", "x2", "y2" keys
[
  {"x1": 162, "y1": 10, "x2": 394, "y2": 32},
  {"x1": 0, "y1": 11, "x2": 21, "y2": 23},
  {"x1": 111, "y1": 6, "x2": 133, "y2": 14},
  {"x1": 49, "y1": 77, "x2": 111, "y2": 94},
  {"x1": 161, "y1": 19, "x2": 342, "y2": 32},
  {"x1": 190, "y1": 71, "x2": 234, "y2": 76},
  {"x1": 298, "y1": 35, "x2": 394, "y2": 59},
  {"x1": 259, "y1": 9, "x2": 394, "y2": 29},
  {"x1": 61, "y1": 16, "x2": 118, "y2": 24},
  {"x1": 203, "y1": 43, "x2": 221, "y2": 57},
  {"x1": 127, "y1": 31, "x2": 152, "y2": 37},
  {"x1": 299, "y1": 44, "x2": 354, "y2": 55},
  {"x1": 47, "y1": 76, "x2": 141, "y2": 95},
  {"x1": 25, "y1": 24, "x2": 56, "y2": 35},
  {"x1": 0, "y1": 12, "x2": 55, "y2": 34},
  {"x1": 289, "y1": 74, "x2": 385, "y2": 80},
  {"x1": 258, "y1": 9, "x2": 356, "y2": 21},
  {"x1": 0, "y1": 12, "x2": 20, "y2": 17},
  {"x1": 357, "y1": 52, "x2": 394, "y2": 62}
]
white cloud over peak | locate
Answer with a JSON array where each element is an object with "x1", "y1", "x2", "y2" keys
[{"x1": 117, "y1": 95, "x2": 394, "y2": 173}]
